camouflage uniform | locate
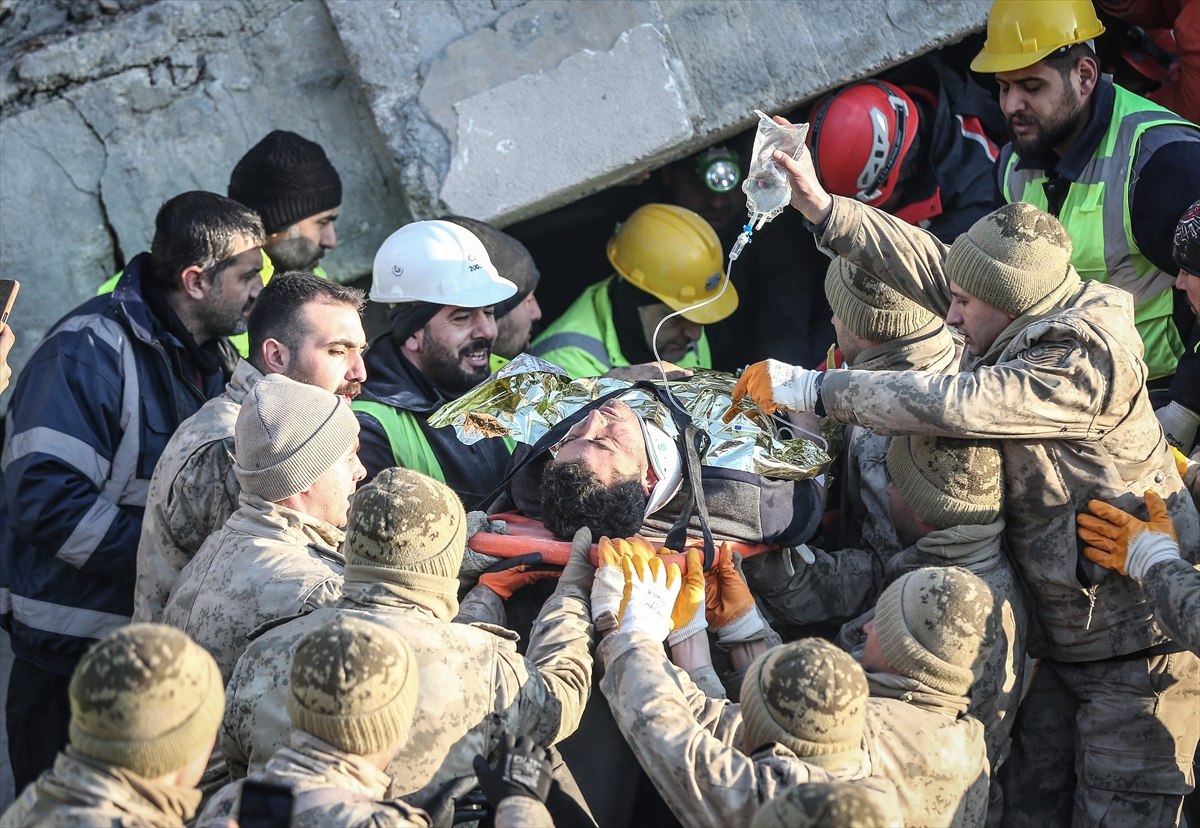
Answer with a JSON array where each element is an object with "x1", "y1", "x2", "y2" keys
[
  {"x1": 597, "y1": 630, "x2": 898, "y2": 827},
  {"x1": 495, "y1": 796, "x2": 553, "y2": 827},
  {"x1": 861, "y1": 674, "x2": 989, "y2": 827},
  {"x1": 160, "y1": 494, "x2": 344, "y2": 681},
  {"x1": 221, "y1": 572, "x2": 592, "y2": 813},
  {"x1": 1142, "y1": 558, "x2": 1200, "y2": 655},
  {"x1": 1, "y1": 749, "x2": 199, "y2": 827},
  {"x1": 196, "y1": 732, "x2": 431, "y2": 828},
  {"x1": 134, "y1": 360, "x2": 261, "y2": 622},
  {"x1": 814, "y1": 195, "x2": 1200, "y2": 823},
  {"x1": 839, "y1": 320, "x2": 960, "y2": 558}
]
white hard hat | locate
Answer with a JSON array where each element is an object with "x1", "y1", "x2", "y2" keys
[{"x1": 371, "y1": 220, "x2": 518, "y2": 307}]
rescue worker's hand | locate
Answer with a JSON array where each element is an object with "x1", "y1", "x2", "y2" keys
[
  {"x1": 1078, "y1": 491, "x2": 1178, "y2": 578},
  {"x1": 592, "y1": 536, "x2": 654, "y2": 631},
  {"x1": 558, "y1": 526, "x2": 595, "y2": 590},
  {"x1": 769, "y1": 116, "x2": 833, "y2": 225},
  {"x1": 473, "y1": 733, "x2": 554, "y2": 806},
  {"x1": 705, "y1": 543, "x2": 766, "y2": 644},
  {"x1": 667, "y1": 549, "x2": 707, "y2": 646},
  {"x1": 619, "y1": 554, "x2": 682, "y2": 641},
  {"x1": 726, "y1": 359, "x2": 821, "y2": 422},
  {"x1": 460, "y1": 511, "x2": 508, "y2": 582},
  {"x1": 478, "y1": 553, "x2": 562, "y2": 601},
  {"x1": 605, "y1": 361, "x2": 694, "y2": 382}
]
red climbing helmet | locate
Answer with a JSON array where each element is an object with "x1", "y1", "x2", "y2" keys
[{"x1": 808, "y1": 79, "x2": 920, "y2": 208}]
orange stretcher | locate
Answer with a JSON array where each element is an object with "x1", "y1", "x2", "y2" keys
[{"x1": 468, "y1": 512, "x2": 775, "y2": 567}]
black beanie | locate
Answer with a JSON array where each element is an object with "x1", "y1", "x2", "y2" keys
[
  {"x1": 389, "y1": 301, "x2": 442, "y2": 343},
  {"x1": 229, "y1": 131, "x2": 342, "y2": 235}
]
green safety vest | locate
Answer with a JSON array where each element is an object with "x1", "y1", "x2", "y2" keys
[
  {"x1": 95, "y1": 252, "x2": 314, "y2": 359},
  {"x1": 1001, "y1": 85, "x2": 1197, "y2": 380},
  {"x1": 352, "y1": 399, "x2": 515, "y2": 484},
  {"x1": 529, "y1": 276, "x2": 711, "y2": 378},
  {"x1": 351, "y1": 400, "x2": 446, "y2": 482}
]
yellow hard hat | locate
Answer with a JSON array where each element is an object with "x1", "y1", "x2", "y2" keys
[
  {"x1": 970, "y1": 0, "x2": 1105, "y2": 74},
  {"x1": 607, "y1": 204, "x2": 738, "y2": 325}
]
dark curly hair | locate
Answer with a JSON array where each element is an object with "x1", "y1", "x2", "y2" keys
[{"x1": 541, "y1": 459, "x2": 646, "y2": 540}]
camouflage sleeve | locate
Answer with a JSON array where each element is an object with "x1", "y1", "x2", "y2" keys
[
  {"x1": 453, "y1": 584, "x2": 508, "y2": 626},
  {"x1": 497, "y1": 576, "x2": 594, "y2": 745},
  {"x1": 1141, "y1": 557, "x2": 1200, "y2": 654},
  {"x1": 299, "y1": 577, "x2": 343, "y2": 613},
  {"x1": 166, "y1": 438, "x2": 241, "y2": 557},
  {"x1": 220, "y1": 663, "x2": 252, "y2": 781},
  {"x1": 598, "y1": 630, "x2": 832, "y2": 827},
  {"x1": 817, "y1": 195, "x2": 954, "y2": 317},
  {"x1": 193, "y1": 781, "x2": 240, "y2": 828},
  {"x1": 820, "y1": 343, "x2": 1112, "y2": 440},
  {"x1": 743, "y1": 546, "x2": 884, "y2": 628}
]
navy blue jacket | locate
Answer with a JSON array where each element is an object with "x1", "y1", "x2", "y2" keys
[{"x1": 0, "y1": 255, "x2": 228, "y2": 675}]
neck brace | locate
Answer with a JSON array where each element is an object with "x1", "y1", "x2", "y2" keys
[{"x1": 639, "y1": 417, "x2": 683, "y2": 516}]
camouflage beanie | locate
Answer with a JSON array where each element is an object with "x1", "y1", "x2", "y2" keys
[
  {"x1": 288, "y1": 616, "x2": 419, "y2": 756},
  {"x1": 874, "y1": 567, "x2": 994, "y2": 696},
  {"x1": 824, "y1": 257, "x2": 935, "y2": 341},
  {"x1": 750, "y1": 781, "x2": 904, "y2": 828},
  {"x1": 343, "y1": 467, "x2": 467, "y2": 578},
  {"x1": 69, "y1": 624, "x2": 224, "y2": 777},
  {"x1": 885, "y1": 434, "x2": 1003, "y2": 528},
  {"x1": 739, "y1": 639, "x2": 868, "y2": 768},
  {"x1": 944, "y1": 202, "x2": 1076, "y2": 317},
  {"x1": 234, "y1": 373, "x2": 359, "y2": 502}
]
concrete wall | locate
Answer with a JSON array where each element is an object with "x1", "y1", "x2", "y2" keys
[{"x1": 0, "y1": 0, "x2": 988, "y2": 398}]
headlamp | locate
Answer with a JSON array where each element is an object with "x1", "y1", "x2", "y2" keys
[{"x1": 695, "y1": 146, "x2": 741, "y2": 193}]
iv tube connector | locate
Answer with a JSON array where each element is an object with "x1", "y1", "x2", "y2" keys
[{"x1": 730, "y1": 223, "x2": 754, "y2": 261}]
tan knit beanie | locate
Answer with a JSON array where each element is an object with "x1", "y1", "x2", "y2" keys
[
  {"x1": 69, "y1": 624, "x2": 224, "y2": 777},
  {"x1": 287, "y1": 616, "x2": 419, "y2": 755},
  {"x1": 234, "y1": 373, "x2": 359, "y2": 501},
  {"x1": 343, "y1": 467, "x2": 467, "y2": 578},
  {"x1": 739, "y1": 639, "x2": 868, "y2": 768},
  {"x1": 824, "y1": 257, "x2": 935, "y2": 341},
  {"x1": 874, "y1": 567, "x2": 995, "y2": 696},
  {"x1": 944, "y1": 202, "x2": 1076, "y2": 317},
  {"x1": 885, "y1": 434, "x2": 1003, "y2": 528},
  {"x1": 751, "y1": 781, "x2": 904, "y2": 828}
]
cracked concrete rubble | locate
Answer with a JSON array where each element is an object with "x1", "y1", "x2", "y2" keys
[{"x1": 0, "y1": 0, "x2": 988, "y2": 403}]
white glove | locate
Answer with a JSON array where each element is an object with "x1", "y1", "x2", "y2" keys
[
  {"x1": 591, "y1": 537, "x2": 655, "y2": 630},
  {"x1": 667, "y1": 593, "x2": 707, "y2": 647},
  {"x1": 764, "y1": 359, "x2": 822, "y2": 412},
  {"x1": 620, "y1": 556, "x2": 682, "y2": 641},
  {"x1": 1157, "y1": 401, "x2": 1200, "y2": 453},
  {"x1": 1126, "y1": 530, "x2": 1183, "y2": 582}
]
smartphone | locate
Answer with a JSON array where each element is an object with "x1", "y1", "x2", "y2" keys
[
  {"x1": 236, "y1": 780, "x2": 294, "y2": 828},
  {"x1": 0, "y1": 280, "x2": 18, "y2": 328}
]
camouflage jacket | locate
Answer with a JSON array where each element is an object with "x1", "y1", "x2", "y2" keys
[
  {"x1": 1, "y1": 749, "x2": 199, "y2": 827},
  {"x1": 861, "y1": 674, "x2": 989, "y2": 827},
  {"x1": 815, "y1": 195, "x2": 1200, "y2": 661},
  {"x1": 597, "y1": 630, "x2": 897, "y2": 828},
  {"x1": 134, "y1": 360, "x2": 261, "y2": 622},
  {"x1": 221, "y1": 569, "x2": 592, "y2": 811},
  {"x1": 197, "y1": 732, "x2": 431, "y2": 828},
  {"x1": 837, "y1": 521, "x2": 1028, "y2": 773},
  {"x1": 839, "y1": 319, "x2": 960, "y2": 558},
  {"x1": 1142, "y1": 557, "x2": 1200, "y2": 656},
  {"x1": 161, "y1": 494, "x2": 344, "y2": 681}
]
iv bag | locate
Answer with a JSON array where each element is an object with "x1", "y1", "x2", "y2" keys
[{"x1": 742, "y1": 109, "x2": 809, "y2": 229}]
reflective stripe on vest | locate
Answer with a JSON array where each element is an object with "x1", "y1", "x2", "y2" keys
[
  {"x1": 1002, "y1": 86, "x2": 1197, "y2": 379},
  {"x1": 351, "y1": 400, "x2": 446, "y2": 482}
]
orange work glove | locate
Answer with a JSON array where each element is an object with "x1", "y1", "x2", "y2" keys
[
  {"x1": 478, "y1": 553, "x2": 562, "y2": 601},
  {"x1": 725, "y1": 359, "x2": 820, "y2": 424},
  {"x1": 1077, "y1": 490, "x2": 1178, "y2": 576},
  {"x1": 667, "y1": 549, "x2": 707, "y2": 646},
  {"x1": 594, "y1": 536, "x2": 656, "y2": 629},
  {"x1": 704, "y1": 542, "x2": 766, "y2": 644}
]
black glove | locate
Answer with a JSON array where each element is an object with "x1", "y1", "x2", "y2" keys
[{"x1": 472, "y1": 733, "x2": 554, "y2": 805}]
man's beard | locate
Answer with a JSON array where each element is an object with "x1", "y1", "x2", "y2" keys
[
  {"x1": 267, "y1": 236, "x2": 323, "y2": 272},
  {"x1": 420, "y1": 335, "x2": 492, "y2": 395},
  {"x1": 1007, "y1": 86, "x2": 1084, "y2": 157}
]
